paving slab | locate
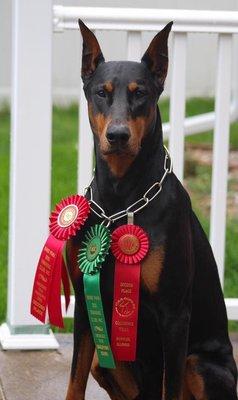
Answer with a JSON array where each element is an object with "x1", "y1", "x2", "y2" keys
[
  {"x1": 0, "y1": 334, "x2": 108, "y2": 400},
  {"x1": 0, "y1": 333, "x2": 237, "y2": 400}
]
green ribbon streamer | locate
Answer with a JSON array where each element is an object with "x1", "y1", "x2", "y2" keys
[{"x1": 84, "y1": 272, "x2": 115, "y2": 369}]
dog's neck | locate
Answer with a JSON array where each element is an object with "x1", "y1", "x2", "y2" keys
[{"x1": 92, "y1": 107, "x2": 166, "y2": 215}]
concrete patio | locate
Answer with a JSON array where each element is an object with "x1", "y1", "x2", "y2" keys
[
  {"x1": 0, "y1": 334, "x2": 108, "y2": 400},
  {"x1": 0, "y1": 333, "x2": 238, "y2": 400}
]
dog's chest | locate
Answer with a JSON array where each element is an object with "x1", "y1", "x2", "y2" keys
[
  {"x1": 67, "y1": 212, "x2": 167, "y2": 299},
  {"x1": 98, "y1": 243, "x2": 165, "y2": 303},
  {"x1": 141, "y1": 245, "x2": 165, "y2": 294}
]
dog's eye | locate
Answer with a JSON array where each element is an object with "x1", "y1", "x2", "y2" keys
[
  {"x1": 134, "y1": 89, "x2": 147, "y2": 98},
  {"x1": 96, "y1": 90, "x2": 106, "y2": 98}
]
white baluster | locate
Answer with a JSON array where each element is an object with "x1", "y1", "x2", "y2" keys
[
  {"x1": 210, "y1": 34, "x2": 232, "y2": 287},
  {"x1": 168, "y1": 32, "x2": 187, "y2": 182},
  {"x1": 127, "y1": 31, "x2": 142, "y2": 61}
]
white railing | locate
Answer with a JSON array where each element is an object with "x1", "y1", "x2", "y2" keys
[{"x1": 0, "y1": 2, "x2": 237, "y2": 350}]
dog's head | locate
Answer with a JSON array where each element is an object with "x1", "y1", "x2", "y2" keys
[{"x1": 78, "y1": 20, "x2": 173, "y2": 177}]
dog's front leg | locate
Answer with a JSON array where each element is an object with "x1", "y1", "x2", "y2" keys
[
  {"x1": 158, "y1": 208, "x2": 194, "y2": 400},
  {"x1": 159, "y1": 306, "x2": 190, "y2": 400},
  {"x1": 66, "y1": 301, "x2": 95, "y2": 400},
  {"x1": 65, "y1": 239, "x2": 96, "y2": 400}
]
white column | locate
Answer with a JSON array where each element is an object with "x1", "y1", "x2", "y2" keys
[
  {"x1": 0, "y1": 0, "x2": 58, "y2": 349},
  {"x1": 169, "y1": 32, "x2": 187, "y2": 182},
  {"x1": 210, "y1": 34, "x2": 232, "y2": 286},
  {"x1": 231, "y1": 33, "x2": 238, "y2": 121},
  {"x1": 127, "y1": 31, "x2": 142, "y2": 61}
]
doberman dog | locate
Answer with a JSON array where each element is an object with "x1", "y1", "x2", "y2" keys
[{"x1": 65, "y1": 20, "x2": 238, "y2": 400}]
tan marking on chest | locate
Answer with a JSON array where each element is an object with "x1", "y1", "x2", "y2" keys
[{"x1": 141, "y1": 245, "x2": 165, "y2": 293}]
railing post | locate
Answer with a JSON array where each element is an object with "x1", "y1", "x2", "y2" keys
[
  {"x1": 168, "y1": 32, "x2": 187, "y2": 181},
  {"x1": 210, "y1": 34, "x2": 232, "y2": 286},
  {"x1": 0, "y1": 0, "x2": 58, "y2": 349}
]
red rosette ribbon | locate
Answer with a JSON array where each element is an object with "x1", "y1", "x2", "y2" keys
[
  {"x1": 31, "y1": 195, "x2": 90, "y2": 328},
  {"x1": 111, "y1": 224, "x2": 149, "y2": 361}
]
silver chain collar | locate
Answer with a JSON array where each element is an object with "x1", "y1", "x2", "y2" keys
[{"x1": 84, "y1": 146, "x2": 173, "y2": 227}]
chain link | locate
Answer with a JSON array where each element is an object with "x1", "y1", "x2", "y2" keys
[
  {"x1": 126, "y1": 197, "x2": 149, "y2": 215},
  {"x1": 86, "y1": 146, "x2": 172, "y2": 226},
  {"x1": 143, "y1": 182, "x2": 162, "y2": 202}
]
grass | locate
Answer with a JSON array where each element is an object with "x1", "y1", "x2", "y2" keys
[
  {"x1": 0, "y1": 106, "x2": 10, "y2": 323},
  {"x1": 51, "y1": 105, "x2": 78, "y2": 207},
  {"x1": 0, "y1": 98, "x2": 237, "y2": 333}
]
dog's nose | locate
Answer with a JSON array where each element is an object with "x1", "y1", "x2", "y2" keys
[{"x1": 106, "y1": 125, "x2": 130, "y2": 144}]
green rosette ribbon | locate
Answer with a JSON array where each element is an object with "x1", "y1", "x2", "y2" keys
[
  {"x1": 78, "y1": 224, "x2": 110, "y2": 274},
  {"x1": 78, "y1": 224, "x2": 115, "y2": 369}
]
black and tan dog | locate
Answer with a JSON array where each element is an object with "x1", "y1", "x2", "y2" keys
[{"x1": 65, "y1": 20, "x2": 238, "y2": 400}]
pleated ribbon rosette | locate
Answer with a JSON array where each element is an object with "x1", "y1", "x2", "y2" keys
[
  {"x1": 78, "y1": 224, "x2": 115, "y2": 369},
  {"x1": 111, "y1": 224, "x2": 149, "y2": 361},
  {"x1": 31, "y1": 195, "x2": 90, "y2": 328}
]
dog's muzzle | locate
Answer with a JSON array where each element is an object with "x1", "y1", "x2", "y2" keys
[{"x1": 106, "y1": 124, "x2": 130, "y2": 145}]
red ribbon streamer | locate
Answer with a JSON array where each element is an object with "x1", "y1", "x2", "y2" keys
[
  {"x1": 111, "y1": 224, "x2": 149, "y2": 361},
  {"x1": 30, "y1": 195, "x2": 90, "y2": 328},
  {"x1": 111, "y1": 261, "x2": 140, "y2": 361},
  {"x1": 30, "y1": 235, "x2": 69, "y2": 328}
]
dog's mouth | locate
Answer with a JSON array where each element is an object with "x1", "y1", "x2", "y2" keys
[{"x1": 101, "y1": 145, "x2": 139, "y2": 157}]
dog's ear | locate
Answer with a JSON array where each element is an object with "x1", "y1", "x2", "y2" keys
[
  {"x1": 78, "y1": 19, "x2": 105, "y2": 82},
  {"x1": 141, "y1": 21, "x2": 173, "y2": 93}
]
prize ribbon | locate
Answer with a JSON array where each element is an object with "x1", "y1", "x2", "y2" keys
[
  {"x1": 111, "y1": 224, "x2": 149, "y2": 361},
  {"x1": 31, "y1": 195, "x2": 90, "y2": 328},
  {"x1": 78, "y1": 224, "x2": 115, "y2": 369}
]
